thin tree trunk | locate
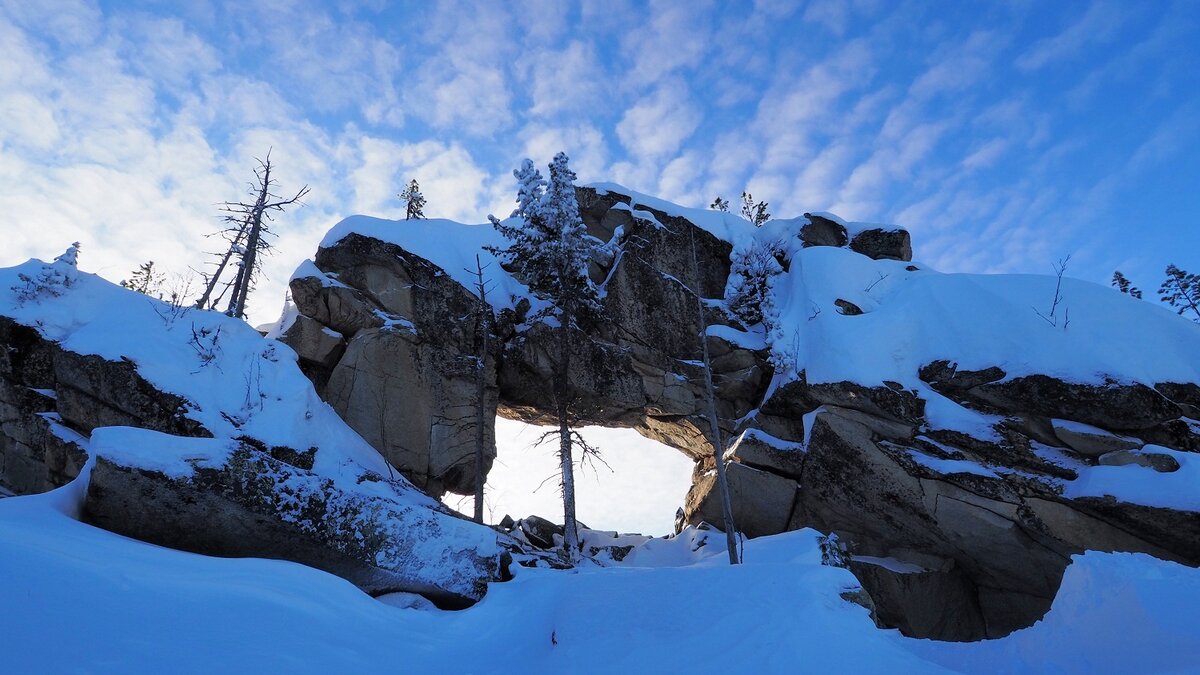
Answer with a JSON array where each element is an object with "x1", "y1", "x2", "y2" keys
[
  {"x1": 229, "y1": 161, "x2": 272, "y2": 319},
  {"x1": 557, "y1": 299, "x2": 580, "y2": 562},
  {"x1": 472, "y1": 256, "x2": 490, "y2": 524},
  {"x1": 689, "y1": 227, "x2": 740, "y2": 564},
  {"x1": 196, "y1": 221, "x2": 248, "y2": 309}
]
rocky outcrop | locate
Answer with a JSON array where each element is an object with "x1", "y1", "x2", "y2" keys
[
  {"x1": 282, "y1": 184, "x2": 1200, "y2": 641},
  {"x1": 0, "y1": 315, "x2": 197, "y2": 494},
  {"x1": 85, "y1": 427, "x2": 503, "y2": 607},
  {"x1": 0, "y1": 297, "x2": 508, "y2": 607}
]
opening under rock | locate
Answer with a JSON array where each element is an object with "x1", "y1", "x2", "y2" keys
[{"x1": 442, "y1": 418, "x2": 693, "y2": 537}]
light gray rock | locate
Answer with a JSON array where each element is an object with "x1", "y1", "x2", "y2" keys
[
  {"x1": 325, "y1": 327, "x2": 497, "y2": 497},
  {"x1": 1051, "y1": 419, "x2": 1142, "y2": 457},
  {"x1": 282, "y1": 314, "x2": 345, "y2": 370},
  {"x1": 685, "y1": 461, "x2": 798, "y2": 538},
  {"x1": 1097, "y1": 448, "x2": 1180, "y2": 472}
]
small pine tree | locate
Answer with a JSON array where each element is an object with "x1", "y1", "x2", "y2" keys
[
  {"x1": 710, "y1": 196, "x2": 730, "y2": 212},
  {"x1": 399, "y1": 178, "x2": 426, "y2": 220},
  {"x1": 13, "y1": 243, "x2": 80, "y2": 306},
  {"x1": 121, "y1": 261, "x2": 165, "y2": 297},
  {"x1": 1158, "y1": 264, "x2": 1200, "y2": 322},
  {"x1": 1111, "y1": 271, "x2": 1143, "y2": 299},
  {"x1": 740, "y1": 192, "x2": 771, "y2": 226}
]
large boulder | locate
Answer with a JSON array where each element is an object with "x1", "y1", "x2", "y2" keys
[{"x1": 84, "y1": 427, "x2": 505, "y2": 606}]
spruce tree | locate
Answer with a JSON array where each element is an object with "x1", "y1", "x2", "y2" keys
[
  {"x1": 399, "y1": 179, "x2": 426, "y2": 220},
  {"x1": 489, "y1": 152, "x2": 598, "y2": 562},
  {"x1": 1111, "y1": 271, "x2": 1143, "y2": 299},
  {"x1": 1159, "y1": 264, "x2": 1200, "y2": 322},
  {"x1": 120, "y1": 261, "x2": 165, "y2": 297},
  {"x1": 740, "y1": 192, "x2": 771, "y2": 226}
]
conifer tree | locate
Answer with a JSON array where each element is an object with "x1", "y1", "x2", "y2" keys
[
  {"x1": 1111, "y1": 271, "x2": 1143, "y2": 299},
  {"x1": 1159, "y1": 264, "x2": 1200, "y2": 322},
  {"x1": 120, "y1": 261, "x2": 165, "y2": 297},
  {"x1": 489, "y1": 152, "x2": 598, "y2": 562},
  {"x1": 710, "y1": 196, "x2": 730, "y2": 212},
  {"x1": 740, "y1": 192, "x2": 771, "y2": 226},
  {"x1": 399, "y1": 178, "x2": 426, "y2": 220}
]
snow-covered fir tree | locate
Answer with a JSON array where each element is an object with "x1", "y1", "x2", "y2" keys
[
  {"x1": 489, "y1": 152, "x2": 599, "y2": 563},
  {"x1": 726, "y1": 238, "x2": 793, "y2": 372},
  {"x1": 399, "y1": 178, "x2": 426, "y2": 220},
  {"x1": 12, "y1": 242, "x2": 81, "y2": 306},
  {"x1": 727, "y1": 239, "x2": 784, "y2": 327}
]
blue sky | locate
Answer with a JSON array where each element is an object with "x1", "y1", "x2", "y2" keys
[
  {"x1": 2, "y1": 0, "x2": 1198, "y2": 530},
  {"x1": 3, "y1": 0, "x2": 1198, "y2": 321}
]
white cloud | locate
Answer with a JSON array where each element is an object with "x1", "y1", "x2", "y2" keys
[
  {"x1": 414, "y1": 54, "x2": 513, "y2": 136},
  {"x1": 908, "y1": 31, "x2": 1004, "y2": 99},
  {"x1": 524, "y1": 40, "x2": 608, "y2": 118},
  {"x1": 619, "y1": 0, "x2": 713, "y2": 87},
  {"x1": 1016, "y1": 1, "x2": 1125, "y2": 71},
  {"x1": 517, "y1": 123, "x2": 608, "y2": 182},
  {"x1": 615, "y1": 80, "x2": 702, "y2": 160},
  {"x1": 961, "y1": 138, "x2": 1008, "y2": 171}
]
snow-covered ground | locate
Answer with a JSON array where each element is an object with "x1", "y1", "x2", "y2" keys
[{"x1": 2, "y1": 474, "x2": 1198, "y2": 674}]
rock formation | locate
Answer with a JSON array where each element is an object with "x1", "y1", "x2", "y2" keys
[
  {"x1": 283, "y1": 184, "x2": 1200, "y2": 640},
  {"x1": 0, "y1": 259, "x2": 508, "y2": 607}
]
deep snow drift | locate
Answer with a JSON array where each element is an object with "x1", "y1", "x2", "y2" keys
[{"x1": 2, "y1": 475, "x2": 1198, "y2": 674}]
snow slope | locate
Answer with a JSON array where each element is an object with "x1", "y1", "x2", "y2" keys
[{"x1": 2, "y1": 478, "x2": 1198, "y2": 674}]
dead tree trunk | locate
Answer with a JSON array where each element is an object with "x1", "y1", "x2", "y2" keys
[
  {"x1": 201, "y1": 150, "x2": 308, "y2": 320},
  {"x1": 470, "y1": 255, "x2": 492, "y2": 525},
  {"x1": 689, "y1": 227, "x2": 741, "y2": 564},
  {"x1": 195, "y1": 217, "x2": 248, "y2": 310}
]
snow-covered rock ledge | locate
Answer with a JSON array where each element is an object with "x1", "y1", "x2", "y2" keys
[
  {"x1": 0, "y1": 251, "x2": 508, "y2": 606},
  {"x1": 85, "y1": 427, "x2": 503, "y2": 606}
]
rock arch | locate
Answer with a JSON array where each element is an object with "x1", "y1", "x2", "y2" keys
[{"x1": 282, "y1": 186, "x2": 1200, "y2": 641}]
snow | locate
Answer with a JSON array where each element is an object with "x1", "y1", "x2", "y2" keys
[
  {"x1": 904, "y1": 447, "x2": 999, "y2": 479},
  {"x1": 3, "y1": 479, "x2": 1199, "y2": 674},
  {"x1": 91, "y1": 427, "x2": 236, "y2": 479},
  {"x1": 1063, "y1": 445, "x2": 1200, "y2": 511},
  {"x1": 318, "y1": 216, "x2": 528, "y2": 310},
  {"x1": 1051, "y1": 418, "x2": 1139, "y2": 444},
  {"x1": 774, "y1": 246, "x2": 1200, "y2": 388}
]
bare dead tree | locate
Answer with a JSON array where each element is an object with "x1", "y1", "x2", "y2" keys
[
  {"x1": 468, "y1": 255, "x2": 495, "y2": 524},
  {"x1": 687, "y1": 226, "x2": 741, "y2": 564},
  {"x1": 196, "y1": 150, "x2": 309, "y2": 319}
]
